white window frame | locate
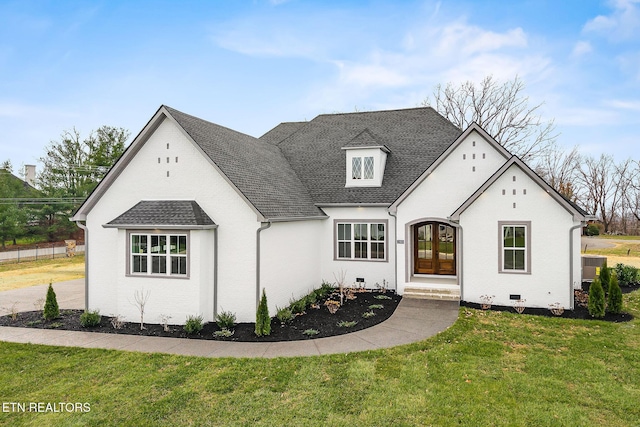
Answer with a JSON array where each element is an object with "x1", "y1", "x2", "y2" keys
[
  {"x1": 334, "y1": 220, "x2": 387, "y2": 262},
  {"x1": 128, "y1": 231, "x2": 189, "y2": 278},
  {"x1": 351, "y1": 156, "x2": 374, "y2": 180},
  {"x1": 498, "y1": 221, "x2": 531, "y2": 274}
]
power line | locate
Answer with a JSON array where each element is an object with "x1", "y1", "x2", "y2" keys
[{"x1": 0, "y1": 198, "x2": 85, "y2": 205}]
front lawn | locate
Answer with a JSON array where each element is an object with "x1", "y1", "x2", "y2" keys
[
  {"x1": 0, "y1": 256, "x2": 85, "y2": 291},
  {"x1": 1, "y1": 290, "x2": 639, "y2": 426}
]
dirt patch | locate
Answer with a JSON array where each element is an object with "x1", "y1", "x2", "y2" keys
[{"x1": 0, "y1": 290, "x2": 401, "y2": 342}]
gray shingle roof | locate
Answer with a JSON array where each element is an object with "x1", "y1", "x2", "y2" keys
[
  {"x1": 342, "y1": 128, "x2": 387, "y2": 150},
  {"x1": 259, "y1": 122, "x2": 306, "y2": 145},
  {"x1": 275, "y1": 108, "x2": 462, "y2": 204},
  {"x1": 165, "y1": 107, "x2": 325, "y2": 220},
  {"x1": 106, "y1": 200, "x2": 216, "y2": 227}
]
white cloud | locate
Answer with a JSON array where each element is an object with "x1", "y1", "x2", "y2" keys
[
  {"x1": 571, "y1": 41, "x2": 593, "y2": 58},
  {"x1": 583, "y1": 0, "x2": 640, "y2": 41},
  {"x1": 605, "y1": 99, "x2": 640, "y2": 111}
]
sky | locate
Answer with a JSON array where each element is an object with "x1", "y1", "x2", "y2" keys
[{"x1": 1, "y1": 0, "x2": 639, "y2": 176}]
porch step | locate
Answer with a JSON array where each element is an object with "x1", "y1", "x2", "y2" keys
[{"x1": 403, "y1": 285, "x2": 460, "y2": 301}]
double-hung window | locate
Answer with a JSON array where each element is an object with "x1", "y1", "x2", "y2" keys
[
  {"x1": 336, "y1": 221, "x2": 386, "y2": 261},
  {"x1": 130, "y1": 232, "x2": 188, "y2": 276},
  {"x1": 500, "y1": 222, "x2": 530, "y2": 273}
]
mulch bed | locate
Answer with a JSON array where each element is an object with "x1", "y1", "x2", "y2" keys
[
  {"x1": 461, "y1": 287, "x2": 637, "y2": 322},
  {"x1": 0, "y1": 290, "x2": 401, "y2": 343}
]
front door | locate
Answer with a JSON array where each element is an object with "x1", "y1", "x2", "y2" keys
[{"x1": 414, "y1": 221, "x2": 456, "y2": 275}]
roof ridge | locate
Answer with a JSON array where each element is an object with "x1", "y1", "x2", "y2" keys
[{"x1": 314, "y1": 105, "x2": 439, "y2": 119}]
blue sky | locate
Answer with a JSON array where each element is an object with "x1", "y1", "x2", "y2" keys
[{"x1": 1, "y1": 0, "x2": 638, "y2": 174}]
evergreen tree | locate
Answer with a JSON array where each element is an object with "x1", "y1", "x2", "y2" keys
[
  {"x1": 588, "y1": 277, "x2": 605, "y2": 318},
  {"x1": 599, "y1": 260, "x2": 611, "y2": 295},
  {"x1": 607, "y1": 273, "x2": 623, "y2": 315},
  {"x1": 43, "y1": 282, "x2": 59, "y2": 321},
  {"x1": 255, "y1": 289, "x2": 271, "y2": 337}
]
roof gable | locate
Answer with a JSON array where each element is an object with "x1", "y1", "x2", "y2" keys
[
  {"x1": 450, "y1": 156, "x2": 589, "y2": 221},
  {"x1": 73, "y1": 106, "x2": 326, "y2": 222},
  {"x1": 390, "y1": 123, "x2": 511, "y2": 211}
]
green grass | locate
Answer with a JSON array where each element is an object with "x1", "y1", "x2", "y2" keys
[
  {"x1": 1, "y1": 292, "x2": 639, "y2": 426},
  {"x1": 0, "y1": 255, "x2": 85, "y2": 291}
]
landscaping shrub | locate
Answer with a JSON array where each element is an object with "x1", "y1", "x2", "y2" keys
[
  {"x1": 588, "y1": 277, "x2": 605, "y2": 318},
  {"x1": 614, "y1": 263, "x2": 638, "y2": 287},
  {"x1": 184, "y1": 314, "x2": 204, "y2": 335},
  {"x1": 255, "y1": 289, "x2": 271, "y2": 336},
  {"x1": 599, "y1": 260, "x2": 611, "y2": 294},
  {"x1": 607, "y1": 273, "x2": 623, "y2": 315},
  {"x1": 276, "y1": 307, "x2": 293, "y2": 324},
  {"x1": 586, "y1": 224, "x2": 600, "y2": 236},
  {"x1": 80, "y1": 310, "x2": 101, "y2": 327},
  {"x1": 289, "y1": 297, "x2": 307, "y2": 315},
  {"x1": 43, "y1": 282, "x2": 59, "y2": 321},
  {"x1": 215, "y1": 311, "x2": 236, "y2": 329}
]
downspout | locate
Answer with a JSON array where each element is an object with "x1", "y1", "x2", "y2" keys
[
  {"x1": 213, "y1": 228, "x2": 218, "y2": 320},
  {"x1": 256, "y1": 222, "x2": 272, "y2": 308},
  {"x1": 388, "y1": 210, "x2": 398, "y2": 292},
  {"x1": 457, "y1": 225, "x2": 463, "y2": 302},
  {"x1": 75, "y1": 221, "x2": 89, "y2": 311},
  {"x1": 569, "y1": 222, "x2": 584, "y2": 311}
]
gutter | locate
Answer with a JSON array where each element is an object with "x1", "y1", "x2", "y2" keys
[
  {"x1": 569, "y1": 222, "x2": 585, "y2": 311},
  {"x1": 74, "y1": 220, "x2": 89, "y2": 311},
  {"x1": 256, "y1": 222, "x2": 272, "y2": 308}
]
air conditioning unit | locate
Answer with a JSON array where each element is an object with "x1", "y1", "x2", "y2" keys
[{"x1": 582, "y1": 255, "x2": 607, "y2": 282}]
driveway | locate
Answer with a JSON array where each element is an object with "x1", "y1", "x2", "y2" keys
[{"x1": 0, "y1": 279, "x2": 84, "y2": 316}]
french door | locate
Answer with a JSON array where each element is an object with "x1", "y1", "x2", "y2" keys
[{"x1": 413, "y1": 221, "x2": 456, "y2": 275}]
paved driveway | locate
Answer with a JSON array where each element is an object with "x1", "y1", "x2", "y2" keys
[{"x1": 0, "y1": 279, "x2": 84, "y2": 315}]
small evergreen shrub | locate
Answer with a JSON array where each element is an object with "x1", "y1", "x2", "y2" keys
[
  {"x1": 184, "y1": 314, "x2": 204, "y2": 335},
  {"x1": 368, "y1": 304, "x2": 384, "y2": 310},
  {"x1": 362, "y1": 311, "x2": 376, "y2": 318},
  {"x1": 337, "y1": 320, "x2": 358, "y2": 328},
  {"x1": 276, "y1": 307, "x2": 293, "y2": 324},
  {"x1": 302, "y1": 329, "x2": 319, "y2": 336},
  {"x1": 588, "y1": 277, "x2": 606, "y2": 318},
  {"x1": 80, "y1": 310, "x2": 101, "y2": 327},
  {"x1": 374, "y1": 294, "x2": 392, "y2": 300},
  {"x1": 290, "y1": 297, "x2": 307, "y2": 315},
  {"x1": 599, "y1": 260, "x2": 611, "y2": 294},
  {"x1": 255, "y1": 289, "x2": 271, "y2": 337},
  {"x1": 214, "y1": 328, "x2": 234, "y2": 338},
  {"x1": 215, "y1": 311, "x2": 236, "y2": 329},
  {"x1": 607, "y1": 273, "x2": 623, "y2": 315},
  {"x1": 614, "y1": 263, "x2": 638, "y2": 287},
  {"x1": 586, "y1": 224, "x2": 600, "y2": 236},
  {"x1": 43, "y1": 282, "x2": 59, "y2": 321}
]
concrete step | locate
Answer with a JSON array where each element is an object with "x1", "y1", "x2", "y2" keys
[{"x1": 403, "y1": 286, "x2": 460, "y2": 301}]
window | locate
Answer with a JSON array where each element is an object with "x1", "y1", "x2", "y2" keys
[
  {"x1": 129, "y1": 232, "x2": 188, "y2": 276},
  {"x1": 336, "y1": 221, "x2": 386, "y2": 261},
  {"x1": 500, "y1": 222, "x2": 530, "y2": 273},
  {"x1": 351, "y1": 156, "x2": 374, "y2": 180}
]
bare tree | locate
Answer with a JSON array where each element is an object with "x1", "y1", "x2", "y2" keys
[
  {"x1": 575, "y1": 155, "x2": 634, "y2": 233},
  {"x1": 536, "y1": 145, "x2": 580, "y2": 201},
  {"x1": 423, "y1": 75, "x2": 557, "y2": 163},
  {"x1": 131, "y1": 289, "x2": 150, "y2": 330}
]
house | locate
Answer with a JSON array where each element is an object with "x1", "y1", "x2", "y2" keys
[{"x1": 71, "y1": 105, "x2": 589, "y2": 324}]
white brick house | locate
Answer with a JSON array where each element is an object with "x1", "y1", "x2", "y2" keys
[{"x1": 72, "y1": 106, "x2": 589, "y2": 323}]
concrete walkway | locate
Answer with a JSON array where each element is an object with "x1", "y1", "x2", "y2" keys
[{"x1": 0, "y1": 280, "x2": 460, "y2": 358}]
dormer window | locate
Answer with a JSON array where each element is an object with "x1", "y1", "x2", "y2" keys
[
  {"x1": 352, "y1": 156, "x2": 374, "y2": 180},
  {"x1": 342, "y1": 128, "x2": 390, "y2": 188}
]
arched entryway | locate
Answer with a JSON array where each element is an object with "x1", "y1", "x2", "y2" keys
[{"x1": 413, "y1": 221, "x2": 456, "y2": 275}]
